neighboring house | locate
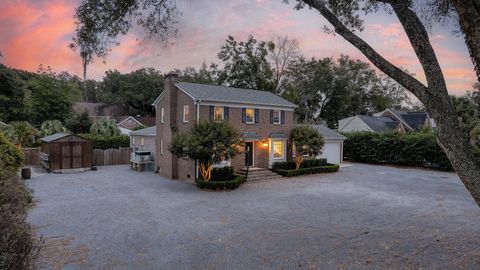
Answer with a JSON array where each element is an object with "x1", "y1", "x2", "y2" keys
[
  {"x1": 374, "y1": 108, "x2": 435, "y2": 131},
  {"x1": 116, "y1": 116, "x2": 156, "y2": 130},
  {"x1": 310, "y1": 125, "x2": 346, "y2": 164},
  {"x1": 338, "y1": 115, "x2": 404, "y2": 133},
  {"x1": 153, "y1": 74, "x2": 297, "y2": 181},
  {"x1": 130, "y1": 126, "x2": 156, "y2": 155}
]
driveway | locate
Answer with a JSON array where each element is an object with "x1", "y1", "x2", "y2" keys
[{"x1": 27, "y1": 164, "x2": 480, "y2": 269}]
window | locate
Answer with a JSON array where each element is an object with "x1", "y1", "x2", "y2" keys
[
  {"x1": 273, "y1": 110, "x2": 281, "y2": 124},
  {"x1": 161, "y1": 107, "x2": 165, "y2": 123},
  {"x1": 160, "y1": 139, "x2": 163, "y2": 155},
  {"x1": 183, "y1": 105, "x2": 189, "y2": 123},
  {"x1": 132, "y1": 137, "x2": 135, "y2": 145},
  {"x1": 246, "y1": 108, "x2": 254, "y2": 124},
  {"x1": 214, "y1": 107, "x2": 224, "y2": 122},
  {"x1": 141, "y1": 138, "x2": 145, "y2": 146},
  {"x1": 273, "y1": 141, "x2": 285, "y2": 159}
]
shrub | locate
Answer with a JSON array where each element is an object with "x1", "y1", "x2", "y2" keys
[
  {"x1": 209, "y1": 166, "x2": 235, "y2": 181},
  {"x1": 79, "y1": 134, "x2": 130, "y2": 149},
  {"x1": 90, "y1": 118, "x2": 120, "y2": 137},
  {"x1": 343, "y1": 132, "x2": 453, "y2": 170},
  {"x1": 0, "y1": 133, "x2": 24, "y2": 173},
  {"x1": 40, "y1": 120, "x2": 67, "y2": 136},
  {"x1": 196, "y1": 175, "x2": 246, "y2": 190},
  {"x1": 272, "y1": 158, "x2": 327, "y2": 171},
  {"x1": 3, "y1": 121, "x2": 38, "y2": 147},
  {"x1": 275, "y1": 164, "x2": 339, "y2": 177}
]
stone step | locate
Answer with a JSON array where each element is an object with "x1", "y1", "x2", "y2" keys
[{"x1": 236, "y1": 168, "x2": 283, "y2": 181}]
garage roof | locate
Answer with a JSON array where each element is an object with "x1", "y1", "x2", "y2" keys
[{"x1": 309, "y1": 125, "x2": 346, "y2": 141}]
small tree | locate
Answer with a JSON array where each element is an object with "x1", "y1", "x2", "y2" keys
[
  {"x1": 90, "y1": 118, "x2": 120, "y2": 137},
  {"x1": 169, "y1": 121, "x2": 243, "y2": 181},
  {"x1": 67, "y1": 111, "x2": 92, "y2": 134},
  {"x1": 290, "y1": 125, "x2": 325, "y2": 169},
  {"x1": 4, "y1": 121, "x2": 38, "y2": 147},
  {"x1": 40, "y1": 120, "x2": 67, "y2": 136}
]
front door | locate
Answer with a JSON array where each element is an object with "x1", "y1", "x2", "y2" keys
[{"x1": 245, "y1": 142, "x2": 253, "y2": 166}]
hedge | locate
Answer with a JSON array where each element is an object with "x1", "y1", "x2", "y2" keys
[
  {"x1": 275, "y1": 164, "x2": 340, "y2": 177},
  {"x1": 210, "y1": 166, "x2": 235, "y2": 181},
  {"x1": 343, "y1": 132, "x2": 454, "y2": 170},
  {"x1": 272, "y1": 158, "x2": 327, "y2": 171},
  {"x1": 196, "y1": 175, "x2": 246, "y2": 190},
  {"x1": 78, "y1": 134, "x2": 130, "y2": 149}
]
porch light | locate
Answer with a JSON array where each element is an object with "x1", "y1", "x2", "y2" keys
[{"x1": 262, "y1": 140, "x2": 268, "y2": 147}]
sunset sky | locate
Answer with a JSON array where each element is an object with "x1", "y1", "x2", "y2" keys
[{"x1": 0, "y1": 0, "x2": 477, "y2": 95}]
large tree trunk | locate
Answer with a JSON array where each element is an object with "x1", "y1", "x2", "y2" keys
[
  {"x1": 451, "y1": 0, "x2": 480, "y2": 82},
  {"x1": 302, "y1": 0, "x2": 480, "y2": 206}
]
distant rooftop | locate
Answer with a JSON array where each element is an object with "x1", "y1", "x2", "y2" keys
[
  {"x1": 130, "y1": 126, "x2": 156, "y2": 137},
  {"x1": 309, "y1": 125, "x2": 346, "y2": 141},
  {"x1": 358, "y1": 116, "x2": 399, "y2": 132},
  {"x1": 175, "y1": 82, "x2": 297, "y2": 109}
]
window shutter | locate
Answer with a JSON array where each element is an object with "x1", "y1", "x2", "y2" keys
[
  {"x1": 242, "y1": 108, "x2": 246, "y2": 123},
  {"x1": 255, "y1": 109, "x2": 259, "y2": 123},
  {"x1": 270, "y1": 110, "x2": 274, "y2": 124},
  {"x1": 209, "y1": 106, "x2": 214, "y2": 121},
  {"x1": 224, "y1": 107, "x2": 229, "y2": 121},
  {"x1": 281, "y1": 110, "x2": 285, "y2": 124}
]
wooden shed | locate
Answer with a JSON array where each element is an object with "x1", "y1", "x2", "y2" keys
[{"x1": 40, "y1": 133, "x2": 92, "y2": 173}]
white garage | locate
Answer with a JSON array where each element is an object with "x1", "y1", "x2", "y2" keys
[{"x1": 310, "y1": 125, "x2": 346, "y2": 164}]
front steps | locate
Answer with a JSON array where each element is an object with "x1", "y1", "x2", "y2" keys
[{"x1": 237, "y1": 167, "x2": 282, "y2": 181}]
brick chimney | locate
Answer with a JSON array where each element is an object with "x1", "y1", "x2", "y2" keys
[{"x1": 164, "y1": 72, "x2": 179, "y2": 130}]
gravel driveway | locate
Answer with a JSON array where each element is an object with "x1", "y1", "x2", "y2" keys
[{"x1": 27, "y1": 164, "x2": 480, "y2": 269}]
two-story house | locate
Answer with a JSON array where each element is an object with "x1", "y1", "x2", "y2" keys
[{"x1": 153, "y1": 74, "x2": 297, "y2": 181}]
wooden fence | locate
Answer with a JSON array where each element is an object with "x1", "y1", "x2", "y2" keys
[
  {"x1": 92, "y1": 147, "x2": 131, "y2": 166},
  {"x1": 21, "y1": 147, "x2": 131, "y2": 167},
  {"x1": 22, "y1": 147, "x2": 41, "y2": 166}
]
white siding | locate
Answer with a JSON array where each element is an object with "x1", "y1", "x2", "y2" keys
[
  {"x1": 318, "y1": 141, "x2": 343, "y2": 164},
  {"x1": 338, "y1": 116, "x2": 372, "y2": 132}
]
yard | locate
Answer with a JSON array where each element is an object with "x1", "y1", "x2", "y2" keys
[{"x1": 27, "y1": 164, "x2": 480, "y2": 269}]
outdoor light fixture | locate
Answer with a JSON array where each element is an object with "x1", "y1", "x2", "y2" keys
[{"x1": 262, "y1": 141, "x2": 268, "y2": 147}]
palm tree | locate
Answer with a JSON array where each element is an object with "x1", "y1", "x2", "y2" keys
[
  {"x1": 40, "y1": 120, "x2": 67, "y2": 136},
  {"x1": 4, "y1": 121, "x2": 38, "y2": 147},
  {"x1": 90, "y1": 118, "x2": 120, "y2": 137}
]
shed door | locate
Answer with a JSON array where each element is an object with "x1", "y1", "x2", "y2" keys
[
  {"x1": 61, "y1": 143, "x2": 72, "y2": 169},
  {"x1": 71, "y1": 143, "x2": 83, "y2": 168}
]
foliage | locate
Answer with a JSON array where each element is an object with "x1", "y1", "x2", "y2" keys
[
  {"x1": 169, "y1": 121, "x2": 243, "y2": 181},
  {"x1": 210, "y1": 166, "x2": 235, "y2": 181},
  {"x1": 0, "y1": 135, "x2": 39, "y2": 270},
  {"x1": 217, "y1": 35, "x2": 275, "y2": 91},
  {"x1": 0, "y1": 64, "x2": 32, "y2": 122},
  {"x1": 471, "y1": 122, "x2": 480, "y2": 147},
  {"x1": 100, "y1": 68, "x2": 164, "y2": 115},
  {"x1": 171, "y1": 62, "x2": 220, "y2": 85},
  {"x1": 195, "y1": 175, "x2": 245, "y2": 190},
  {"x1": 275, "y1": 164, "x2": 340, "y2": 177},
  {"x1": 40, "y1": 120, "x2": 67, "y2": 137},
  {"x1": 79, "y1": 134, "x2": 129, "y2": 149},
  {"x1": 0, "y1": 133, "x2": 24, "y2": 172},
  {"x1": 89, "y1": 118, "x2": 120, "y2": 137},
  {"x1": 343, "y1": 132, "x2": 454, "y2": 170},
  {"x1": 66, "y1": 111, "x2": 92, "y2": 134},
  {"x1": 4, "y1": 122, "x2": 38, "y2": 147},
  {"x1": 272, "y1": 158, "x2": 327, "y2": 171},
  {"x1": 290, "y1": 125, "x2": 325, "y2": 169}
]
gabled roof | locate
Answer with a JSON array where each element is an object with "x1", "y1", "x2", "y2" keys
[
  {"x1": 358, "y1": 116, "x2": 399, "y2": 132},
  {"x1": 130, "y1": 126, "x2": 156, "y2": 137},
  {"x1": 309, "y1": 125, "x2": 346, "y2": 141},
  {"x1": 385, "y1": 109, "x2": 429, "y2": 130},
  {"x1": 174, "y1": 82, "x2": 297, "y2": 109},
  {"x1": 40, "y1": 132, "x2": 70, "y2": 142},
  {"x1": 116, "y1": 116, "x2": 156, "y2": 127}
]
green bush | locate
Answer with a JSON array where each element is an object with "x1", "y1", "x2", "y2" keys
[
  {"x1": 210, "y1": 166, "x2": 235, "y2": 181},
  {"x1": 272, "y1": 158, "x2": 327, "y2": 171},
  {"x1": 0, "y1": 133, "x2": 24, "y2": 173},
  {"x1": 275, "y1": 164, "x2": 340, "y2": 177},
  {"x1": 196, "y1": 175, "x2": 246, "y2": 190},
  {"x1": 343, "y1": 132, "x2": 453, "y2": 170},
  {"x1": 79, "y1": 134, "x2": 130, "y2": 149}
]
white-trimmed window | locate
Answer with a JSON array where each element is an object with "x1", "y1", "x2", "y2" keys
[
  {"x1": 141, "y1": 138, "x2": 145, "y2": 146},
  {"x1": 246, "y1": 108, "x2": 254, "y2": 124},
  {"x1": 273, "y1": 110, "x2": 281, "y2": 124},
  {"x1": 214, "y1": 107, "x2": 224, "y2": 122},
  {"x1": 183, "y1": 105, "x2": 190, "y2": 123},
  {"x1": 161, "y1": 107, "x2": 165, "y2": 123},
  {"x1": 160, "y1": 139, "x2": 163, "y2": 155},
  {"x1": 273, "y1": 141, "x2": 285, "y2": 159}
]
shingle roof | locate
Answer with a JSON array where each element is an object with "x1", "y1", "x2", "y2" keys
[
  {"x1": 243, "y1": 132, "x2": 262, "y2": 140},
  {"x1": 175, "y1": 82, "x2": 297, "y2": 108},
  {"x1": 130, "y1": 126, "x2": 156, "y2": 137},
  {"x1": 358, "y1": 116, "x2": 399, "y2": 132},
  {"x1": 40, "y1": 132, "x2": 70, "y2": 142},
  {"x1": 388, "y1": 109, "x2": 428, "y2": 130},
  {"x1": 269, "y1": 132, "x2": 288, "y2": 139},
  {"x1": 309, "y1": 125, "x2": 346, "y2": 141}
]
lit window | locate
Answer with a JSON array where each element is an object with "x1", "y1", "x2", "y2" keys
[
  {"x1": 246, "y1": 108, "x2": 254, "y2": 124},
  {"x1": 141, "y1": 138, "x2": 145, "y2": 146},
  {"x1": 273, "y1": 141, "x2": 284, "y2": 159},
  {"x1": 183, "y1": 105, "x2": 189, "y2": 123},
  {"x1": 161, "y1": 107, "x2": 165, "y2": 123},
  {"x1": 214, "y1": 107, "x2": 224, "y2": 122},
  {"x1": 273, "y1": 110, "x2": 281, "y2": 124}
]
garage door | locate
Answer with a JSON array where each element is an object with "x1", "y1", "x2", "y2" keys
[{"x1": 317, "y1": 142, "x2": 342, "y2": 164}]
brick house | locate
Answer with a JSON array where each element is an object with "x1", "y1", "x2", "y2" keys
[{"x1": 153, "y1": 74, "x2": 297, "y2": 181}]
